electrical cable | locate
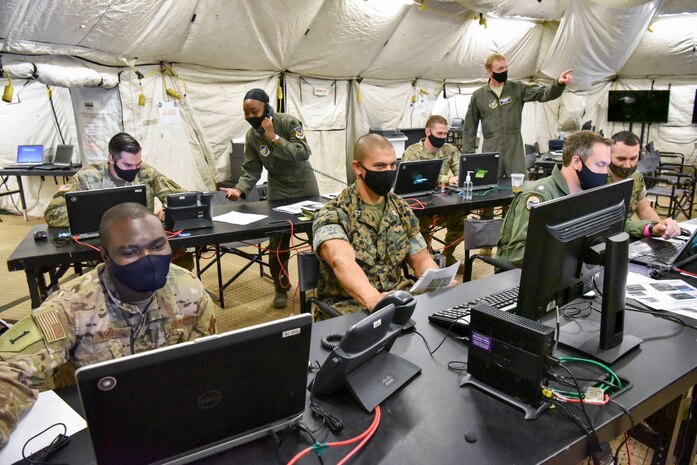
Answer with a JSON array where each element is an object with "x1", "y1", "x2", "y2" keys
[
  {"x1": 608, "y1": 398, "x2": 636, "y2": 465},
  {"x1": 21, "y1": 422, "x2": 70, "y2": 464}
]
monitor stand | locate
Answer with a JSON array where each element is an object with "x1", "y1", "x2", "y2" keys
[
  {"x1": 558, "y1": 320, "x2": 642, "y2": 365},
  {"x1": 345, "y1": 351, "x2": 421, "y2": 413}
]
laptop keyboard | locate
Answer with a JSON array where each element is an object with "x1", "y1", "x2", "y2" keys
[
  {"x1": 629, "y1": 241, "x2": 681, "y2": 266},
  {"x1": 428, "y1": 286, "x2": 519, "y2": 334}
]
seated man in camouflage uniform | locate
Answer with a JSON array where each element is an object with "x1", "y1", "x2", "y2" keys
[
  {"x1": 497, "y1": 130, "x2": 612, "y2": 267},
  {"x1": 312, "y1": 133, "x2": 440, "y2": 314},
  {"x1": 607, "y1": 131, "x2": 680, "y2": 240},
  {"x1": 402, "y1": 115, "x2": 466, "y2": 268},
  {"x1": 0, "y1": 203, "x2": 216, "y2": 447},
  {"x1": 44, "y1": 132, "x2": 186, "y2": 227}
]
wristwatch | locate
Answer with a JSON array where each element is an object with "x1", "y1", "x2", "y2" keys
[{"x1": 272, "y1": 134, "x2": 280, "y2": 144}]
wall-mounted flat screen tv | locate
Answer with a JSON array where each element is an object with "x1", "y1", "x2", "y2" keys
[{"x1": 608, "y1": 90, "x2": 670, "y2": 123}]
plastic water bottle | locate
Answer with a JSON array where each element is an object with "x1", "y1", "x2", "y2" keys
[{"x1": 463, "y1": 170, "x2": 473, "y2": 200}]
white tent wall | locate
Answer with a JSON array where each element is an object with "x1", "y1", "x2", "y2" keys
[
  {"x1": 69, "y1": 86, "x2": 123, "y2": 166},
  {"x1": 0, "y1": 79, "x2": 77, "y2": 217}
]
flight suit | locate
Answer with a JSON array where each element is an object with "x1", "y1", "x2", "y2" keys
[
  {"x1": 313, "y1": 183, "x2": 426, "y2": 314},
  {"x1": 43, "y1": 162, "x2": 185, "y2": 227},
  {"x1": 235, "y1": 113, "x2": 319, "y2": 292},
  {"x1": 496, "y1": 165, "x2": 570, "y2": 267},
  {"x1": 402, "y1": 139, "x2": 466, "y2": 266},
  {"x1": 608, "y1": 170, "x2": 650, "y2": 238},
  {"x1": 0, "y1": 264, "x2": 216, "y2": 447},
  {"x1": 463, "y1": 80, "x2": 566, "y2": 177}
]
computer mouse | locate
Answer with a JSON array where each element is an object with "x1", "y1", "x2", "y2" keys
[
  {"x1": 680, "y1": 228, "x2": 691, "y2": 237},
  {"x1": 33, "y1": 230, "x2": 48, "y2": 241}
]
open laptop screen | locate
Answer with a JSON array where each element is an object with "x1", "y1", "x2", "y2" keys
[
  {"x1": 17, "y1": 145, "x2": 44, "y2": 164},
  {"x1": 76, "y1": 314, "x2": 312, "y2": 465},
  {"x1": 66, "y1": 185, "x2": 147, "y2": 239},
  {"x1": 458, "y1": 152, "x2": 500, "y2": 190},
  {"x1": 392, "y1": 159, "x2": 444, "y2": 197}
]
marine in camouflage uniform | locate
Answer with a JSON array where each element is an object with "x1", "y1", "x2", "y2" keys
[
  {"x1": 43, "y1": 161, "x2": 185, "y2": 227},
  {"x1": 463, "y1": 80, "x2": 566, "y2": 177},
  {"x1": 235, "y1": 112, "x2": 319, "y2": 293},
  {"x1": 0, "y1": 263, "x2": 215, "y2": 447},
  {"x1": 312, "y1": 183, "x2": 426, "y2": 313},
  {"x1": 609, "y1": 170, "x2": 651, "y2": 238},
  {"x1": 496, "y1": 165, "x2": 570, "y2": 267},
  {"x1": 402, "y1": 139, "x2": 466, "y2": 266}
]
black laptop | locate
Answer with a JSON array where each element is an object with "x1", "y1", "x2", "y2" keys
[
  {"x1": 457, "y1": 152, "x2": 500, "y2": 190},
  {"x1": 66, "y1": 185, "x2": 147, "y2": 239},
  {"x1": 392, "y1": 159, "x2": 444, "y2": 197},
  {"x1": 76, "y1": 314, "x2": 312, "y2": 465},
  {"x1": 629, "y1": 227, "x2": 697, "y2": 270},
  {"x1": 34, "y1": 145, "x2": 74, "y2": 170}
]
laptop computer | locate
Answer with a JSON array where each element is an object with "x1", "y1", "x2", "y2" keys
[
  {"x1": 75, "y1": 314, "x2": 312, "y2": 465},
  {"x1": 457, "y1": 152, "x2": 500, "y2": 190},
  {"x1": 34, "y1": 145, "x2": 74, "y2": 170},
  {"x1": 392, "y1": 159, "x2": 444, "y2": 198},
  {"x1": 629, "y1": 227, "x2": 697, "y2": 270},
  {"x1": 66, "y1": 185, "x2": 147, "y2": 239},
  {"x1": 3, "y1": 145, "x2": 45, "y2": 169}
]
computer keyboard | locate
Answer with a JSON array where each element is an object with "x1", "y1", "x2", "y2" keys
[{"x1": 428, "y1": 286, "x2": 519, "y2": 334}]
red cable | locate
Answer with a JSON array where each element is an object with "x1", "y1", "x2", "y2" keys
[
  {"x1": 624, "y1": 432, "x2": 631, "y2": 465},
  {"x1": 71, "y1": 236, "x2": 101, "y2": 252},
  {"x1": 337, "y1": 406, "x2": 381, "y2": 464}
]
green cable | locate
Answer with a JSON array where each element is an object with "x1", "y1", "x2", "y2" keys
[{"x1": 559, "y1": 356, "x2": 622, "y2": 388}]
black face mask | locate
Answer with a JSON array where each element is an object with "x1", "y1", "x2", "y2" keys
[
  {"x1": 112, "y1": 162, "x2": 139, "y2": 182},
  {"x1": 491, "y1": 70, "x2": 508, "y2": 84},
  {"x1": 359, "y1": 163, "x2": 397, "y2": 197},
  {"x1": 576, "y1": 161, "x2": 608, "y2": 190},
  {"x1": 427, "y1": 133, "x2": 446, "y2": 149},
  {"x1": 608, "y1": 162, "x2": 637, "y2": 179},
  {"x1": 246, "y1": 116, "x2": 265, "y2": 131},
  {"x1": 108, "y1": 254, "x2": 172, "y2": 293}
]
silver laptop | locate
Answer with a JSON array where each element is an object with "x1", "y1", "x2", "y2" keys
[
  {"x1": 34, "y1": 145, "x2": 74, "y2": 170},
  {"x1": 458, "y1": 152, "x2": 500, "y2": 190},
  {"x1": 76, "y1": 314, "x2": 312, "y2": 465},
  {"x1": 3, "y1": 145, "x2": 45, "y2": 169},
  {"x1": 392, "y1": 159, "x2": 444, "y2": 197},
  {"x1": 66, "y1": 185, "x2": 147, "y2": 239}
]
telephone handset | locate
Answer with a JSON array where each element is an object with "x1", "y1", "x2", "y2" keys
[
  {"x1": 374, "y1": 290, "x2": 416, "y2": 329},
  {"x1": 254, "y1": 105, "x2": 275, "y2": 135}
]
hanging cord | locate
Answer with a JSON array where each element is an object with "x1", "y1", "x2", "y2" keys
[{"x1": 46, "y1": 85, "x2": 66, "y2": 144}]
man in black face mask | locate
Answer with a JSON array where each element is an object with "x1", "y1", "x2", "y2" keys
[
  {"x1": 219, "y1": 88, "x2": 319, "y2": 308},
  {"x1": 463, "y1": 52, "x2": 573, "y2": 177},
  {"x1": 44, "y1": 132, "x2": 185, "y2": 227},
  {"x1": 497, "y1": 130, "x2": 612, "y2": 267},
  {"x1": 608, "y1": 131, "x2": 680, "y2": 239},
  {"x1": 312, "y1": 134, "x2": 441, "y2": 314},
  {"x1": 0, "y1": 202, "x2": 215, "y2": 447},
  {"x1": 402, "y1": 115, "x2": 466, "y2": 268}
]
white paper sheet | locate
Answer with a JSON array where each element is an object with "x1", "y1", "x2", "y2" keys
[
  {"x1": 0, "y1": 390, "x2": 87, "y2": 465},
  {"x1": 626, "y1": 272, "x2": 697, "y2": 318},
  {"x1": 212, "y1": 211, "x2": 267, "y2": 225},
  {"x1": 410, "y1": 261, "x2": 459, "y2": 293},
  {"x1": 273, "y1": 200, "x2": 324, "y2": 215}
]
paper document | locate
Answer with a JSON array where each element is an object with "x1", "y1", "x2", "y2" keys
[
  {"x1": 273, "y1": 200, "x2": 324, "y2": 215},
  {"x1": 626, "y1": 272, "x2": 697, "y2": 318},
  {"x1": 213, "y1": 211, "x2": 267, "y2": 225},
  {"x1": 0, "y1": 390, "x2": 87, "y2": 464},
  {"x1": 321, "y1": 192, "x2": 341, "y2": 200},
  {"x1": 410, "y1": 261, "x2": 459, "y2": 293}
]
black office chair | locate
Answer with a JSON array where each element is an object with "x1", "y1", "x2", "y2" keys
[
  {"x1": 462, "y1": 218, "x2": 514, "y2": 281},
  {"x1": 297, "y1": 251, "x2": 342, "y2": 318}
]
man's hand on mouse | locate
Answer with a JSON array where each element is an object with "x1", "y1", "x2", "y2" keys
[{"x1": 651, "y1": 218, "x2": 681, "y2": 239}]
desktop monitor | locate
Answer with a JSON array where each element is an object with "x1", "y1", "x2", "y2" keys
[
  {"x1": 608, "y1": 90, "x2": 670, "y2": 123},
  {"x1": 309, "y1": 304, "x2": 421, "y2": 412},
  {"x1": 516, "y1": 178, "x2": 640, "y2": 363}
]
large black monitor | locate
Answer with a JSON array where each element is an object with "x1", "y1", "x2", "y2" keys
[
  {"x1": 516, "y1": 178, "x2": 641, "y2": 364},
  {"x1": 608, "y1": 90, "x2": 670, "y2": 123}
]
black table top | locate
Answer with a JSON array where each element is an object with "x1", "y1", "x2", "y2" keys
[
  {"x1": 0, "y1": 167, "x2": 79, "y2": 177},
  {"x1": 22, "y1": 270, "x2": 697, "y2": 465}
]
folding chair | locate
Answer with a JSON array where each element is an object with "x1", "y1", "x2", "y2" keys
[
  {"x1": 462, "y1": 218, "x2": 514, "y2": 281},
  {"x1": 640, "y1": 148, "x2": 696, "y2": 219},
  {"x1": 297, "y1": 251, "x2": 342, "y2": 318}
]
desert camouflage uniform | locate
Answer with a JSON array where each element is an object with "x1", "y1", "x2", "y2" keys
[
  {"x1": 496, "y1": 165, "x2": 569, "y2": 267},
  {"x1": 402, "y1": 139, "x2": 466, "y2": 266},
  {"x1": 235, "y1": 112, "x2": 319, "y2": 291},
  {"x1": 0, "y1": 263, "x2": 215, "y2": 447},
  {"x1": 312, "y1": 183, "x2": 426, "y2": 313},
  {"x1": 43, "y1": 162, "x2": 185, "y2": 227},
  {"x1": 609, "y1": 170, "x2": 649, "y2": 238}
]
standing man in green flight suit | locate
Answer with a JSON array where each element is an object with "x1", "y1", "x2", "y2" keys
[
  {"x1": 219, "y1": 88, "x2": 319, "y2": 308},
  {"x1": 402, "y1": 115, "x2": 466, "y2": 268},
  {"x1": 463, "y1": 52, "x2": 573, "y2": 177}
]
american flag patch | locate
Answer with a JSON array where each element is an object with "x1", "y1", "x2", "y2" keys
[{"x1": 35, "y1": 311, "x2": 67, "y2": 343}]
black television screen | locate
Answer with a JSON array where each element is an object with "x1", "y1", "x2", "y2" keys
[
  {"x1": 692, "y1": 89, "x2": 697, "y2": 124},
  {"x1": 607, "y1": 90, "x2": 670, "y2": 123}
]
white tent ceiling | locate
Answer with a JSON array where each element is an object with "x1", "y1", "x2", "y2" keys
[{"x1": 1, "y1": 0, "x2": 696, "y2": 216}]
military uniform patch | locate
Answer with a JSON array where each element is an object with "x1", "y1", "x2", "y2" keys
[
  {"x1": 57, "y1": 184, "x2": 72, "y2": 193},
  {"x1": 294, "y1": 126, "x2": 305, "y2": 139},
  {"x1": 34, "y1": 309, "x2": 66, "y2": 343},
  {"x1": 499, "y1": 96, "x2": 512, "y2": 105},
  {"x1": 488, "y1": 99, "x2": 498, "y2": 109},
  {"x1": 0, "y1": 319, "x2": 44, "y2": 353},
  {"x1": 525, "y1": 195, "x2": 541, "y2": 211},
  {"x1": 260, "y1": 145, "x2": 270, "y2": 157}
]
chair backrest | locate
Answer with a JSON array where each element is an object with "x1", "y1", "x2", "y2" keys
[
  {"x1": 638, "y1": 150, "x2": 661, "y2": 176},
  {"x1": 297, "y1": 252, "x2": 321, "y2": 292},
  {"x1": 463, "y1": 219, "x2": 503, "y2": 251}
]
